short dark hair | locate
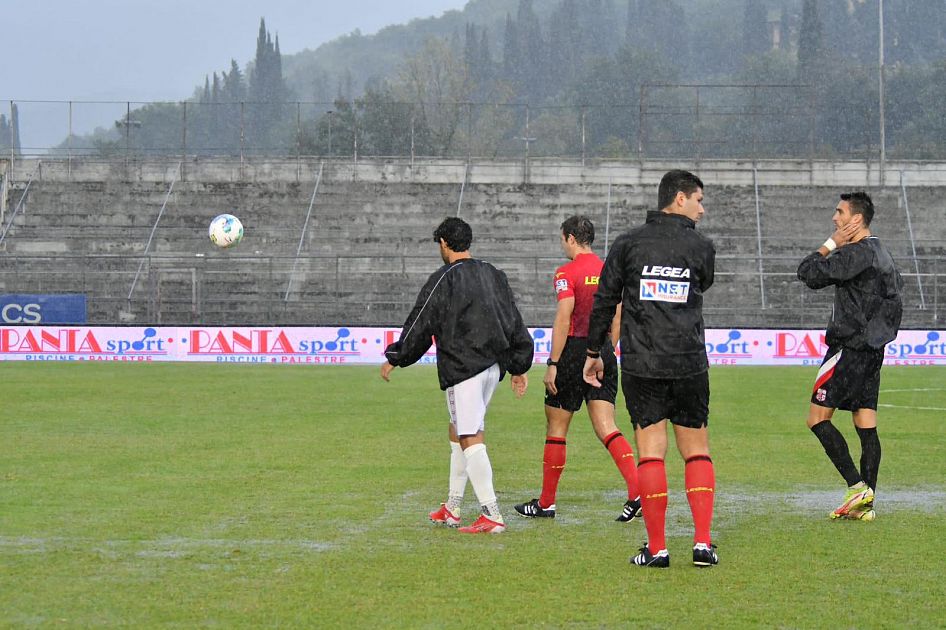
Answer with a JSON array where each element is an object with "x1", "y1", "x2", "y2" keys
[
  {"x1": 840, "y1": 191, "x2": 874, "y2": 226},
  {"x1": 657, "y1": 169, "x2": 704, "y2": 211},
  {"x1": 561, "y1": 215, "x2": 595, "y2": 246},
  {"x1": 433, "y1": 217, "x2": 473, "y2": 251}
]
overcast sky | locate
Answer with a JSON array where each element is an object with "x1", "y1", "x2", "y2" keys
[{"x1": 2, "y1": 0, "x2": 468, "y2": 149}]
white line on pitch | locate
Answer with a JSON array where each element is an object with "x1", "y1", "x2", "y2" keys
[
  {"x1": 878, "y1": 403, "x2": 946, "y2": 411},
  {"x1": 880, "y1": 388, "x2": 946, "y2": 393}
]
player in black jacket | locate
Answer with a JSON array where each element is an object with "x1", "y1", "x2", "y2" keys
[
  {"x1": 584, "y1": 170, "x2": 718, "y2": 568},
  {"x1": 382, "y1": 217, "x2": 533, "y2": 534},
  {"x1": 797, "y1": 192, "x2": 903, "y2": 522}
]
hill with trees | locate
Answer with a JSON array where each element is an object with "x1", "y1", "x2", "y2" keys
[{"x1": 37, "y1": 0, "x2": 946, "y2": 161}]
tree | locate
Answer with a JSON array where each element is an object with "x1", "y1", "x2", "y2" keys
[
  {"x1": 0, "y1": 114, "x2": 11, "y2": 151},
  {"x1": 224, "y1": 60, "x2": 247, "y2": 102},
  {"x1": 516, "y1": 0, "x2": 547, "y2": 99},
  {"x1": 626, "y1": 0, "x2": 688, "y2": 69},
  {"x1": 797, "y1": 0, "x2": 824, "y2": 82},
  {"x1": 357, "y1": 87, "x2": 415, "y2": 156},
  {"x1": 1, "y1": 105, "x2": 22, "y2": 154},
  {"x1": 478, "y1": 28, "x2": 493, "y2": 87},
  {"x1": 248, "y1": 18, "x2": 288, "y2": 149},
  {"x1": 392, "y1": 37, "x2": 472, "y2": 156},
  {"x1": 502, "y1": 14, "x2": 521, "y2": 90},
  {"x1": 886, "y1": 0, "x2": 946, "y2": 65},
  {"x1": 547, "y1": 0, "x2": 582, "y2": 88},
  {"x1": 743, "y1": 0, "x2": 770, "y2": 59},
  {"x1": 568, "y1": 45, "x2": 679, "y2": 158},
  {"x1": 585, "y1": 0, "x2": 620, "y2": 58}
]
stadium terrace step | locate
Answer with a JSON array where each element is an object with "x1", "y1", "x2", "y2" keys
[{"x1": 3, "y1": 173, "x2": 943, "y2": 326}]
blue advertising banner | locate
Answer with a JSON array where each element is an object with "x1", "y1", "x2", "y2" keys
[{"x1": 0, "y1": 294, "x2": 87, "y2": 324}]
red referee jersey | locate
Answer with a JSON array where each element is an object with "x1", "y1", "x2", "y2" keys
[{"x1": 553, "y1": 252, "x2": 603, "y2": 337}]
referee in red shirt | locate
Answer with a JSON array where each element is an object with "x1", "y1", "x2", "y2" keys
[{"x1": 514, "y1": 216, "x2": 641, "y2": 522}]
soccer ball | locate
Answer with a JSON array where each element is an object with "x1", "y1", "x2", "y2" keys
[{"x1": 209, "y1": 214, "x2": 244, "y2": 248}]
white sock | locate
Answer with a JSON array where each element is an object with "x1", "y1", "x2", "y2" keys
[
  {"x1": 446, "y1": 441, "x2": 467, "y2": 512},
  {"x1": 463, "y1": 443, "x2": 503, "y2": 523}
]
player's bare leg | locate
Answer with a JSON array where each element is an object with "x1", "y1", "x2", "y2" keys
[{"x1": 588, "y1": 400, "x2": 641, "y2": 521}]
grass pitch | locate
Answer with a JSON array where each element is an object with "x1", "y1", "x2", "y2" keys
[{"x1": 1, "y1": 363, "x2": 944, "y2": 628}]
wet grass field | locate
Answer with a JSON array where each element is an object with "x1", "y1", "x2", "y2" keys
[{"x1": 2, "y1": 363, "x2": 944, "y2": 628}]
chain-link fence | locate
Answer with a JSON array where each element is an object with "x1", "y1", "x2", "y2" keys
[
  {"x1": 2, "y1": 84, "x2": 916, "y2": 163},
  {"x1": 1, "y1": 253, "x2": 942, "y2": 328}
]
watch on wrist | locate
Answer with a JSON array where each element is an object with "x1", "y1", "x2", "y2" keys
[
  {"x1": 546, "y1": 358, "x2": 558, "y2": 366},
  {"x1": 586, "y1": 350, "x2": 600, "y2": 359}
]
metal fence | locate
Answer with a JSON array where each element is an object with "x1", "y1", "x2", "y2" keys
[
  {"x1": 2, "y1": 86, "x2": 920, "y2": 163},
  {"x1": 1, "y1": 253, "x2": 942, "y2": 328}
]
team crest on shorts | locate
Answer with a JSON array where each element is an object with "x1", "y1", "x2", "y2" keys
[{"x1": 816, "y1": 388, "x2": 827, "y2": 402}]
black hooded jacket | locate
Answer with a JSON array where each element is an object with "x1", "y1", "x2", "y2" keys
[
  {"x1": 385, "y1": 258, "x2": 534, "y2": 390},
  {"x1": 587, "y1": 211, "x2": 716, "y2": 378},
  {"x1": 797, "y1": 236, "x2": 903, "y2": 349}
]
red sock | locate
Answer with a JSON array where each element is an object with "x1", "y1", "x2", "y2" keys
[
  {"x1": 637, "y1": 458, "x2": 667, "y2": 554},
  {"x1": 539, "y1": 437, "x2": 566, "y2": 508},
  {"x1": 685, "y1": 455, "x2": 715, "y2": 545},
  {"x1": 603, "y1": 431, "x2": 639, "y2": 500}
]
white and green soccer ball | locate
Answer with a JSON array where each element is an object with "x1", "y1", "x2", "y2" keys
[{"x1": 209, "y1": 213, "x2": 244, "y2": 248}]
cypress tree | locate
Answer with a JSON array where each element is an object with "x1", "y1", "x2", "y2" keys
[
  {"x1": 743, "y1": 0, "x2": 770, "y2": 59},
  {"x1": 478, "y1": 28, "x2": 492, "y2": 84},
  {"x1": 224, "y1": 60, "x2": 246, "y2": 101},
  {"x1": 502, "y1": 14, "x2": 520, "y2": 85},
  {"x1": 797, "y1": 0, "x2": 824, "y2": 81}
]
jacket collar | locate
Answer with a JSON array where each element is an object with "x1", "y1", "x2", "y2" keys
[{"x1": 646, "y1": 210, "x2": 696, "y2": 229}]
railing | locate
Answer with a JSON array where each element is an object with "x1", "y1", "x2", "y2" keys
[
  {"x1": 1, "y1": 253, "x2": 942, "y2": 328},
  {"x1": 127, "y1": 163, "x2": 181, "y2": 299},
  {"x1": 284, "y1": 161, "x2": 323, "y2": 301},
  {"x1": 5, "y1": 91, "x2": 941, "y2": 164},
  {"x1": 0, "y1": 167, "x2": 37, "y2": 248}
]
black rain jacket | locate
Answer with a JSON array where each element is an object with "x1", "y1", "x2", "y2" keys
[
  {"x1": 797, "y1": 236, "x2": 903, "y2": 350},
  {"x1": 385, "y1": 258, "x2": 534, "y2": 390},
  {"x1": 587, "y1": 211, "x2": 716, "y2": 378}
]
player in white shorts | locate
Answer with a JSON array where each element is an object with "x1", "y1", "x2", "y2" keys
[
  {"x1": 447, "y1": 363, "x2": 500, "y2": 437},
  {"x1": 382, "y1": 218, "x2": 533, "y2": 534}
]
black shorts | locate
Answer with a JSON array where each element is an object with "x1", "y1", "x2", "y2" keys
[
  {"x1": 621, "y1": 371, "x2": 710, "y2": 429},
  {"x1": 811, "y1": 345, "x2": 884, "y2": 411},
  {"x1": 544, "y1": 337, "x2": 618, "y2": 412}
]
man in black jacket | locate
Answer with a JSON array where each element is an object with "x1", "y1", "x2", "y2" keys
[
  {"x1": 583, "y1": 170, "x2": 718, "y2": 568},
  {"x1": 797, "y1": 192, "x2": 903, "y2": 522},
  {"x1": 382, "y1": 217, "x2": 533, "y2": 534}
]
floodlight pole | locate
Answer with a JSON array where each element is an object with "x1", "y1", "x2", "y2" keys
[{"x1": 878, "y1": 0, "x2": 886, "y2": 186}]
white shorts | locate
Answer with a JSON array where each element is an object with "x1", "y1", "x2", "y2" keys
[{"x1": 446, "y1": 364, "x2": 500, "y2": 436}]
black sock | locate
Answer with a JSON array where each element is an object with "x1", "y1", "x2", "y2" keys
[
  {"x1": 810, "y1": 421, "x2": 862, "y2": 487},
  {"x1": 855, "y1": 426, "x2": 882, "y2": 491}
]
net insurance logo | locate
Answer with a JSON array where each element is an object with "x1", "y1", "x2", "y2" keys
[
  {"x1": 186, "y1": 327, "x2": 362, "y2": 363},
  {"x1": 0, "y1": 327, "x2": 169, "y2": 361}
]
